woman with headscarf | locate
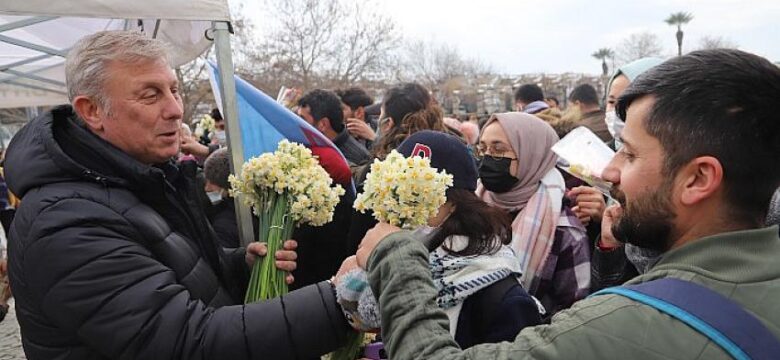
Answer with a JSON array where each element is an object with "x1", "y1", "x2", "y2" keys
[
  {"x1": 569, "y1": 57, "x2": 665, "y2": 292},
  {"x1": 604, "y1": 57, "x2": 665, "y2": 149},
  {"x1": 476, "y1": 112, "x2": 590, "y2": 316}
]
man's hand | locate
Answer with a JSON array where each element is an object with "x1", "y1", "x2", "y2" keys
[
  {"x1": 246, "y1": 240, "x2": 298, "y2": 285},
  {"x1": 356, "y1": 222, "x2": 401, "y2": 269},
  {"x1": 345, "y1": 118, "x2": 376, "y2": 141},
  {"x1": 600, "y1": 204, "x2": 624, "y2": 248},
  {"x1": 333, "y1": 255, "x2": 359, "y2": 287},
  {"x1": 569, "y1": 186, "x2": 607, "y2": 226},
  {"x1": 180, "y1": 135, "x2": 210, "y2": 158}
]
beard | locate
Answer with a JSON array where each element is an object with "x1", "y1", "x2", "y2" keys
[{"x1": 610, "y1": 180, "x2": 676, "y2": 252}]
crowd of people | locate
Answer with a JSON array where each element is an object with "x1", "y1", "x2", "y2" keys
[{"x1": 0, "y1": 29, "x2": 779, "y2": 360}]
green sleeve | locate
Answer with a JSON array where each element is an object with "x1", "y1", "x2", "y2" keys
[{"x1": 366, "y1": 232, "x2": 676, "y2": 360}]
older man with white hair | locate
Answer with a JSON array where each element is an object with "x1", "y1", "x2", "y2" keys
[{"x1": 3, "y1": 31, "x2": 349, "y2": 359}]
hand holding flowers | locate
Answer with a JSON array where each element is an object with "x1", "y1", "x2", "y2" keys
[{"x1": 230, "y1": 140, "x2": 345, "y2": 302}]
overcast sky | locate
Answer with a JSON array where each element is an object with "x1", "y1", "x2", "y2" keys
[{"x1": 243, "y1": 0, "x2": 780, "y2": 75}]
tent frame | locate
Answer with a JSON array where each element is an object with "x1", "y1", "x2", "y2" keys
[{"x1": 0, "y1": 8, "x2": 253, "y2": 246}]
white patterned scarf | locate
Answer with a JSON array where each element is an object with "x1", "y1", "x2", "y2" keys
[
  {"x1": 431, "y1": 235, "x2": 522, "y2": 309},
  {"x1": 336, "y1": 235, "x2": 522, "y2": 332}
]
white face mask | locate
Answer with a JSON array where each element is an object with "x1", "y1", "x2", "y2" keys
[
  {"x1": 604, "y1": 111, "x2": 625, "y2": 148},
  {"x1": 213, "y1": 130, "x2": 227, "y2": 146},
  {"x1": 206, "y1": 191, "x2": 223, "y2": 204}
]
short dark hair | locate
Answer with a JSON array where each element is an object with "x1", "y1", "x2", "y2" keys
[
  {"x1": 298, "y1": 89, "x2": 345, "y2": 132},
  {"x1": 514, "y1": 84, "x2": 544, "y2": 104},
  {"x1": 204, "y1": 148, "x2": 231, "y2": 190},
  {"x1": 210, "y1": 108, "x2": 223, "y2": 122},
  {"x1": 568, "y1": 84, "x2": 600, "y2": 106},
  {"x1": 617, "y1": 49, "x2": 780, "y2": 224},
  {"x1": 336, "y1": 87, "x2": 374, "y2": 110}
]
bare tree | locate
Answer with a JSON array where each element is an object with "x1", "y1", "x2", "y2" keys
[
  {"x1": 617, "y1": 32, "x2": 664, "y2": 64},
  {"x1": 400, "y1": 39, "x2": 492, "y2": 92},
  {"x1": 328, "y1": 2, "x2": 400, "y2": 87},
  {"x1": 175, "y1": 6, "x2": 262, "y2": 123},
  {"x1": 698, "y1": 35, "x2": 738, "y2": 50},
  {"x1": 176, "y1": 55, "x2": 213, "y2": 125},
  {"x1": 246, "y1": 0, "x2": 401, "y2": 92},
  {"x1": 266, "y1": 0, "x2": 341, "y2": 90}
]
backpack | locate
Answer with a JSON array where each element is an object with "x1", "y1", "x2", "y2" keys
[{"x1": 592, "y1": 278, "x2": 780, "y2": 360}]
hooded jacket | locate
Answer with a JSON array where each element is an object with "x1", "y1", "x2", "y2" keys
[{"x1": 4, "y1": 106, "x2": 348, "y2": 360}]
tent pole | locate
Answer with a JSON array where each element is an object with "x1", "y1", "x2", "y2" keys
[{"x1": 212, "y1": 21, "x2": 255, "y2": 248}]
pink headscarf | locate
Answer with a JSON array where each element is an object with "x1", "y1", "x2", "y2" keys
[{"x1": 476, "y1": 112, "x2": 560, "y2": 212}]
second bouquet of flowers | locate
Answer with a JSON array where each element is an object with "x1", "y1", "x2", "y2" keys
[
  {"x1": 354, "y1": 149, "x2": 453, "y2": 229},
  {"x1": 230, "y1": 140, "x2": 345, "y2": 303},
  {"x1": 329, "y1": 149, "x2": 452, "y2": 360}
]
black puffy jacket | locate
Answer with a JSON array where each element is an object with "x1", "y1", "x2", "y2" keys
[{"x1": 4, "y1": 106, "x2": 349, "y2": 360}]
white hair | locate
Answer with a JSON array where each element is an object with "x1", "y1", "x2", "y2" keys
[{"x1": 65, "y1": 30, "x2": 170, "y2": 113}]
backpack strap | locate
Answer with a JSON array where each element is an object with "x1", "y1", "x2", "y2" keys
[{"x1": 592, "y1": 278, "x2": 780, "y2": 360}]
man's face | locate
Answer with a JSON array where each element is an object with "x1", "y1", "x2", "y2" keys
[
  {"x1": 569, "y1": 100, "x2": 582, "y2": 114},
  {"x1": 341, "y1": 103, "x2": 354, "y2": 120},
  {"x1": 98, "y1": 59, "x2": 183, "y2": 164},
  {"x1": 215, "y1": 119, "x2": 226, "y2": 131},
  {"x1": 602, "y1": 96, "x2": 677, "y2": 251},
  {"x1": 298, "y1": 105, "x2": 317, "y2": 126},
  {"x1": 607, "y1": 75, "x2": 630, "y2": 112}
]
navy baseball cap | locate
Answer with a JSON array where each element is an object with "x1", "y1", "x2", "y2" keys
[{"x1": 396, "y1": 130, "x2": 478, "y2": 192}]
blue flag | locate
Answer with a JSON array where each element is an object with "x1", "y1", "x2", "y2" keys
[{"x1": 207, "y1": 62, "x2": 355, "y2": 193}]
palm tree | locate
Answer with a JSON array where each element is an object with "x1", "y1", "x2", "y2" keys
[
  {"x1": 665, "y1": 12, "x2": 694, "y2": 56},
  {"x1": 592, "y1": 48, "x2": 615, "y2": 77}
]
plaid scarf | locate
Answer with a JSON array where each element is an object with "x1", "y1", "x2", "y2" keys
[{"x1": 512, "y1": 169, "x2": 564, "y2": 294}]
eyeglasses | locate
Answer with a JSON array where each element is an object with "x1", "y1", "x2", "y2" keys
[{"x1": 475, "y1": 143, "x2": 517, "y2": 160}]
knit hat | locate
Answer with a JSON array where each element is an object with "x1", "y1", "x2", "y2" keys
[
  {"x1": 396, "y1": 130, "x2": 478, "y2": 192},
  {"x1": 203, "y1": 148, "x2": 231, "y2": 190}
]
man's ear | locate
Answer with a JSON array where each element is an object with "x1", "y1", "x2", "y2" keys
[
  {"x1": 73, "y1": 96, "x2": 105, "y2": 133},
  {"x1": 679, "y1": 156, "x2": 724, "y2": 206},
  {"x1": 318, "y1": 117, "x2": 332, "y2": 132},
  {"x1": 355, "y1": 107, "x2": 365, "y2": 120}
]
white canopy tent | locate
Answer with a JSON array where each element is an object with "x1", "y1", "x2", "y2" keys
[{"x1": 0, "y1": 0, "x2": 255, "y2": 246}]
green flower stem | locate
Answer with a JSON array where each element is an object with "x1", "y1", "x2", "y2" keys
[{"x1": 245, "y1": 191, "x2": 295, "y2": 303}]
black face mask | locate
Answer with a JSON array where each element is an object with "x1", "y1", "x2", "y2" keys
[{"x1": 478, "y1": 157, "x2": 519, "y2": 193}]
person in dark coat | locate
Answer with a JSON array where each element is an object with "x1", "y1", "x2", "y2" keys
[
  {"x1": 4, "y1": 30, "x2": 349, "y2": 360},
  {"x1": 203, "y1": 148, "x2": 240, "y2": 249}
]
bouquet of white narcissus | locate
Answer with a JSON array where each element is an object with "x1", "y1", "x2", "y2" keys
[
  {"x1": 354, "y1": 150, "x2": 453, "y2": 229},
  {"x1": 229, "y1": 140, "x2": 345, "y2": 303},
  {"x1": 332, "y1": 150, "x2": 452, "y2": 360},
  {"x1": 193, "y1": 114, "x2": 216, "y2": 138}
]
